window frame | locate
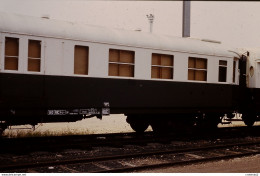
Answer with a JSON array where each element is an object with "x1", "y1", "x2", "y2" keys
[
  {"x1": 218, "y1": 60, "x2": 227, "y2": 82},
  {"x1": 233, "y1": 60, "x2": 237, "y2": 83},
  {"x1": 108, "y1": 48, "x2": 135, "y2": 78},
  {"x1": 28, "y1": 39, "x2": 42, "y2": 72},
  {"x1": 74, "y1": 45, "x2": 89, "y2": 75},
  {"x1": 188, "y1": 57, "x2": 208, "y2": 81},
  {"x1": 4, "y1": 36, "x2": 19, "y2": 71},
  {"x1": 151, "y1": 53, "x2": 174, "y2": 80}
]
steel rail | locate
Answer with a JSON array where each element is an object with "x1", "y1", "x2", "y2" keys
[
  {"x1": 98, "y1": 148, "x2": 260, "y2": 173},
  {"x1": 1, "y1": 141, "x2": 260, "y2": 172}
]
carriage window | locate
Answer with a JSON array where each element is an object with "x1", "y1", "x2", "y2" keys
[
  {"x1": 28, "y1": 40, "x2": 41, "y2": 72},
  {"x1": 151, "y1": 53, "x2": 174, "y2": 79},
  {"x1": 109, "y1": 49, "x2": 134, "y2": 77},
  {"x1": 5, "y1": 37, "x2": 19, "y2": 70},
  {"x1": 219, "y1": 60, "x2": 227, "y2": 82},
  {"x1": 188, "y1": 57, "x2": 207, "y2": 81},
  {"x1": 233, "y1": 60, "x2": 236, "y2": 83},
  {"x1": 74, "y1": 45, "x2": 89, "y2": 75}
]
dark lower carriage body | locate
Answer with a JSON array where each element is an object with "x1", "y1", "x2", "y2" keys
[{"x1": 0, "y1": 72, "x2": 244, "y2": 127}]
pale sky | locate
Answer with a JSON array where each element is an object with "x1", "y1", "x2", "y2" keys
[{"x1": 0, "y1": 1, "x2": 260, "y2": 48}]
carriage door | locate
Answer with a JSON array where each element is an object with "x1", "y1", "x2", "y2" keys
[{"x1": 27, "y1": 39, "x2": 45, "y2": 107}]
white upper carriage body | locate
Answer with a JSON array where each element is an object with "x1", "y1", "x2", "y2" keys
[{"x1": 0, "y1": 12, "x2": 240, "y2": 85}]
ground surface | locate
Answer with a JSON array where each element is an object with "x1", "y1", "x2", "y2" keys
[
  {"x1": 3, "y1": 114, "x2": 260, "y2": 137},
  {"x1": 138, "y1": 155, "x2": 260, "y2": 173},
  {"x1": 3, "y1": 114, "x2": 142, "y2": 136}
]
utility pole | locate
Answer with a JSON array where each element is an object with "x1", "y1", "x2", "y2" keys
[
  {"x1": 147, "y1": 14, "x2": 155, "y2": 33},
  {"x1": 182, "y1": 1, "x2": 191, "y2": 37}
]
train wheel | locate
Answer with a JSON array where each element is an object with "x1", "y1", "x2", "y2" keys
[
  {"x1": 129, "y1": 122, "x2": 149, "y2": 133},
  {"x1": 126, "y1": 115, "x2": 149, "y2": 133},
  {"x1": 242, "y1": 113, "x2": 256, "y2": 127}
]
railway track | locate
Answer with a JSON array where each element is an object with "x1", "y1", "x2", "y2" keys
[
  {"x1": 1, "y1": 127, "x2": 260, "y2": 173},
  {"x1": 1, "y1": 139, "x2": 260, "y2": 173}
]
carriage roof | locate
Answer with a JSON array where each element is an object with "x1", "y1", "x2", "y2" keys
[{"x1": 0, "y1": 12, "x2": 237, "y2": 58}]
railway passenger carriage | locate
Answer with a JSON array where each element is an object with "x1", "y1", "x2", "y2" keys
[{"x1": 0, "y1": 12, "x2": 258, "y2": 134}]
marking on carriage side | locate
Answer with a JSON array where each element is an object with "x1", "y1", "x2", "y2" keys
[{"x1": 47, "y1": 108, "x2": 102, "y2": 116}]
